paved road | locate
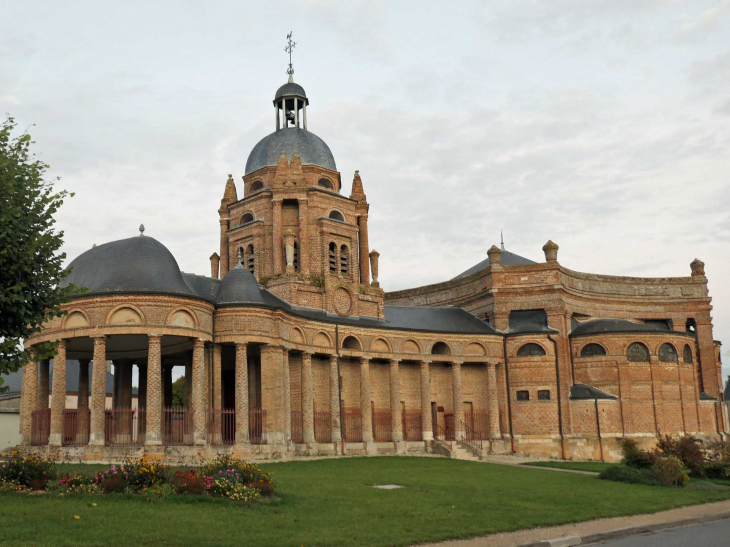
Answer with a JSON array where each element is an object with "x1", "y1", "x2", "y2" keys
[{"x1": 586, "y1": 517, "x2": 730, "y2": 546}]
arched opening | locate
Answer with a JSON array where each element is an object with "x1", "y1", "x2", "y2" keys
[
  {"x1": 246, "y1": 244, "x2": 255, "y2": 274},
  {"x1": 237, "y1": 247, "x2": 244, "y2": 267},
  {"x1": 342, "y1": 336, "x2": 361, "y2": 350},
  {"x1": 250, "y1": 180, "x2": 263, "y2": 192},
  {"x1": 683, "y1": 344, "x2": 693, "y2": 363},
  {"x1": 241, "y1": 213, "x2": 254, "y2": 225},
  {"x1": 328, "y1": 242, "x2": 337, "y2": 273},
  {"x1": 627, "y1": 342, "x2": 650, "y2": 362},
  {"x1": 431, "y1": 342, "x2": 451, "y2": 356},
  {"x1": 517, "y1": 343, "x2": 546, "y2": 357},
  {"x1": 318, "y1": 178, "x2": 334, "y2": 190},
  {"x1": 580, "y1": 343, "x2": 606, "y2": 357},
  {"x1": 686, "y1": 318, "x2": 697, "y2": 334},
  {"x1": 293, "y1": 242, "x2": 299, "y2": 272},
  {"x1": 328, "y1": 210, "x2": 345, "y2": 222},
  {"x1": 658, "y1": 343, "x2": 678, "y2": 362},
  {"x1": 340, "y1": 245, "x2": 349, "y2": 274}
]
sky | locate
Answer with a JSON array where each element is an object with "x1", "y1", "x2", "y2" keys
[{"x1": 2, "y1": 1, "x2": 729, "y2": 385}]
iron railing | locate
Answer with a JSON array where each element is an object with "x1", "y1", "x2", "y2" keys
[
  {"x1": 343, "y1": 409, "x2": 362, "y2": 442},
  {"x1": 434, "y1": 423, "x2": 453, "y2": 450},
  {"x1": 249, "y1": 408, "x2": 267, "y2": 445},
  {"x1": 402, "y1": 410, "x2": 422, "y2": 441},
  {"x1": 62, "y1": 409, "x2": 90, "y2": 447},
  {"x1": 31, "y1": 408, "x2": 50, "y2": 446},
  {"x1": 464, "y1": 412, "x2": 490, "y2": 441},
  {"x1": 105, "y1": 408, "x2": 146, "y2": 446},
  {"x1": 207, "y1": 408, "x2": 235, "y2": 445},
  {"x1": 291, "y1": 410, "x2": 304, "y2": 443},
  {"x1": 163, "y1": 407, "x2": 194, "y2": 446},
  {"x1": 314, "y1": 411, "x2": 332, "y2": 443},
  {"x1": 373, "y1": 411, "x2": 391, "y2": 442},
  {"x1": 460, "y1": 420, "x2": 484, "y2": 452}
]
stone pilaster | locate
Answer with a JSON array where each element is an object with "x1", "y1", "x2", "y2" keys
[
  {"x1": 358, "y1": 215, "x2": 370, "y2": 284},
  {"x1": 77, "y1": 359, "x2": 90, "y2": 442},
  {"x1": 48, "y1": 340, "x2": 67, "y2": 446},
  {"x1": 329, "y1": 355, "x2": 342, "y2": 443},
  {"x1": 89, "y1": 336, "x2": 107, "y2": 446},
  {"x1": 282, "y1": 347, "x2": 292, "y2": 446},
  {"x1": 235, "y1": 342, "x2": 249, "y2": 444},
  {"x1": 302, "y1": 352, "x2": 315, "y2": 444},
  {"x1": 452, "y1": 361, "x2": 465, "y2": 441},
  {"x1": 273, "y1": 199, "x2": 283, "y2": 274},
  {"x1": 192, "y1": 338, "x2": 206, "y2": 445},
  {"x1": 37, "y1": 359, "x2": 49, "y2": 410},
  {"x1": 420, "y1": 360, "x2": 433, "y2": 441},
  {"x1": 219, "y1": 218, "x2": 230, "y2": 275},
  {"x1": 145, "y1": 334, "x2": 163, "y2": 446},
  {"x1": 19, "y1": 357, "x2": 38, "y2": 445},
  {"x1": 298, "y1": 199, "x2": 309, "y2": 273},
  {"x1": 486, "y1": 363, "x2": 501, "y2": 439},
  {"x1": 360, "y1": 357, "x2": 375, "y2": 451}
]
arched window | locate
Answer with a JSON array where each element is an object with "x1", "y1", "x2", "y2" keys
[
  {"x1": 627, "y1": 342, "x2": 650, "y2": 362},
  {"x1": 340, "y1": 245, "x2": 349, "y2": 274},
  {"x1": 683, "y1": 344, "x2": 693, "y2": 364},
  {"x1": 517, "y1": 343, "x2": 546, "y2": 357},
  {"x1": 580, "y1": 343, "x2": 606, "y2": 357},
  {"x1": 342, "y1": 336, "x2": 361, "y2": 350},
  {"x1": 328, "y1": 210, "x2": 345, "y2": 222},
  {"x1": 246, "y1": 244, "x2": 255, "y2": 274},
  {"x1": 250, "y1": 180, "x2": 263, "y2": 192},
  {"x1": 318, "y1": 178, "x2": 334, "y2": 189},
  {"x1": 241, "y1": 213, "x2": 254, "y2": 225},
  {"x1": 686, "y1": 318, "x2": 697, "y2": 334},
  {"x1": 328, "y1": 242, "x2": 337, "y2": 273},
  {"x1": 658, "y1": 343, "x2": 678, "y2": 362},
  {"x1": 431, "y1": 342, "x2": 451, "y2": 355},
  {"x1": 293, "y1": 242, "x2": 299, "y2": 272},
  {"x1": 237, "y1": 247, "x2": 244, "y2": 266}
]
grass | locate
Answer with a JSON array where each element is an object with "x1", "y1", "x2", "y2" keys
[
  {"x1": 521, "y1": 460, "x2": 613, "y2": 473},
  {"x1": 3, "y1": 457, "x2": 730, "y2": 547}
]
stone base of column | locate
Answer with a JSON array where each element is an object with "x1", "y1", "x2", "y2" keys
[
  {"x1": 145, "y1": 432, "x2": 163, "y2": 446},
  {"x1": 490, "y1": 432, "x2": 502, "y2": 440},
  {"x1": 19, "y1": 434, "x2": 31, "y2": 446},
  {"x1": 194, "y1": 432, "x2": 207, "y2": 446},
  {"x1": 394, "y1": 440, "x2": 407, "y2": 455},
  {"x1": 454, "y1": 430, "x2": 465, "y2": 441},
  {"x1": 89, "y1": 433, "x2": 105, "y2": 447},
  {"x1": 232, "y1": 443, "x2": 252, "y2": 460},
  {"x1": 365, "y1": 440, "x2": 378, "y2": 455},
  {"x1": 422, "y1": 431, "x2": 434, "y2": 441},
  {"x1": 332, "y1": 430, "x2": 342, "y2": 444},
  {"x1": 48, "y1": 434, "x2": 62, "y2": 447}
]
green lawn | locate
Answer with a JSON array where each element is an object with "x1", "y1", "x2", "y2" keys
[
  {"x1": 3, "y1": 457, "x2": 730, "y2": 547},
  {"x1": 521, "y1": 460, "x2": 613, "y2": 473}
]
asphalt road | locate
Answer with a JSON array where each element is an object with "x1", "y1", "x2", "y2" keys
[{"x1": 586, "y1": 518, "x2": 730, "y2": 546}]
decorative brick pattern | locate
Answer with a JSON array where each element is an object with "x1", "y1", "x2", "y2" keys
[
  {"x1": 19, "y1": 358, "x2": 37, "y2": 444},
  {"x1": 389, "y1": 360, "x2": 403, "y2": 441},
  {"x1": 360, "y1": 358, "x2": 373, "y2": 442},
  {"x1": 192, "y1": 338, "x2": 206, "y2": 444},
  {"x1": 235, "y1": 342, "x2": 249, "y2": 444},
  {"x1": 48, "y1": 340, "x2": 66, "y2": 446},
  {"x1": 89, "y1": 336, "x2": 107, "y2": 445},
  {"x1": 301, "y1": 352, "x2": 315, "y2": 443}
]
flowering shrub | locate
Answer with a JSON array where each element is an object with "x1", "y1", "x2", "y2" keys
[
  {"x1": 93, "y1": 458, "x2": 168, "y2": 492},
  {"x1": 653, "y1": 455, "x2": 690, "y2": 487},
  {"x1": 172, "y1": 469, "x2": 210, "y2": 495},
  {"x1": 0, "y1": 448, "x2": 55, "y2": 489},
  {"x1": 210, "y1": 477, "x2": 260, "y2": 502},
  {"x1": 200, "y1": 455, "x2": 274, "y2": 495}
]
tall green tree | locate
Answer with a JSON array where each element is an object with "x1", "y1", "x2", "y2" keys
[
  {"x1": 0, "y1": 116, "x2": 76, "y2": 391},
  {"x1": 172, "y1": 376, "x2": 185, "y2": 407}
]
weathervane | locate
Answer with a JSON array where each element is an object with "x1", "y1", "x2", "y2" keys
[{"x1": 284, "y1": 32, "x2": 296, "y2": 77}]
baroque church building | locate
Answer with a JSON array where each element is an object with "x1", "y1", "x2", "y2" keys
[{"x1": 18, "y1": 72, "x2": 728, "y2": 463}]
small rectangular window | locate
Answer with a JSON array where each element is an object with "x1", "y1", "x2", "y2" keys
[
  {"x1": 538, "y1": 390, "x2": 551, "y2": 400},
  {"x1": 516, "y1": 390, "x2": 530, "y2": 401}
]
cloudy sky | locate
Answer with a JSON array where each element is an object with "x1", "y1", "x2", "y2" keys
[{"x1": 3, "y1": 1, "x2": 729, "y2": 383}]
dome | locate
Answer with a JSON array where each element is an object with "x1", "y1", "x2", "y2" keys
[
  {"x1": 61, "y1": 235, "x2": 196, "y2": 298},
  {"x1": 274, "y1": 82, "x2": 307, "y2": 102},
  {"x1": 216, "y1": 264, "x2": 267, "y2": 305},
  {"x1": 245, "y1": 127, "x2": 336, "y2": 175}
]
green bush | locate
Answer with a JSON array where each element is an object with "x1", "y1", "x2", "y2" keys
[
  {"x1": 620, "y1": 439, "x2": 654, "y2": 469},
  {"x1": 703, "y1": 462, "x2": 730, "y2": 480},
  {"x1": 652, "y1": 455, "x2": 690, "y2": 487},
  {"x1": 657, "y1": 435, "x2": 705, "y2": 477},
  {"x1": 200, "y1": 455, "x2": 274, "y2": 494},
  {"x1": 0, "y1": 448, "x2": 55, "y2": 489},
  {"x1": 599, "y1": 465, "x2": 662, "y2": 486}
]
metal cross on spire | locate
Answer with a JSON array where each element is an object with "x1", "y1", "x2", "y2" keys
[{"x1": 284, "y1": 32, "x2": 296, "y2": 77}]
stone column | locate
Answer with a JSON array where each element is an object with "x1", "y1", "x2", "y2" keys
[
  {"x1": 284, "y1": 228, "x2": 296, "y2": 273},
  {"x1": 183, "y1": 351, "x2": 192, "y2": 409},
  {"x1": 77, "y1": 359, "x2": 90, "y2": 442},
  {"x1": 260, "y1": 345, "x2": 284, "y2": 447},
  {"x1": 302, "y1": 352, "x2": 315, "y2": 444},
  {"x1": 48, "y1": 340, "x2": 67, "y2": 446},
  {"x1": 420, "y1": 360, "x2": 433, "y2": 441},
  {"x1": 19, "y1": 356, "x2": 38, "y2": 445},
  {"x1": 273, "y1": 199, "x2": 283, "y2": 274},
  {"x1": 452, "y1": 361, "x2": 465, "y2": 441},
  {"x1": 282, "y1": 347, "x2": 292, "y2": 446},
  {"x1": 369, "y1": 250, "x2": 380, "y2": 288},
  {"x1": 192, "y1": 338, "x2": 206, "y2": 445},
  {"x1": 37, "y1": 359, "x2": 50, "y2": 410},
  {"x1": 89, "y1": 336, "x2": 107, "y2": 446},
  {"x1": 389, "y1": 359, "x2": 403, "y2": 442},
  {"x1": 358, "y1": 214, "x2": 370, "y2": 284},
  {"x1": 329, "y1": 355, "x2": 342, "y2": 443},
  {"x1": 235, "y1": 342, "x2": 249, "y2": 444},
  {"x1": 360, "y1": 357, "x2": 374, "y2": 446},
  {"x1": 486, "y1": 363, "x2": 502, "y2": 439},
  {"x1": 145, "y1": 335, "x2": 163, "y2": 445},
  {"x1": 298, "y1": 199, "x2": 309, "y2": 273}
]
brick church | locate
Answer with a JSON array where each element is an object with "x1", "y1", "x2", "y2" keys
[{"x1": 18, "y1": 66, "x2": 728, "y2": 463}]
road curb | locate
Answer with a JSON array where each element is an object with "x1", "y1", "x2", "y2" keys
[{"x1": 517, "y1": 510, "x2": 730, "y2": 546}]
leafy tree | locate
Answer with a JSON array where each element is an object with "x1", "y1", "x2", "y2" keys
[
  {"x1": 0, "y1": 116, "x2": 76, "y2": 392},
  {"x1": 172, "y1": 376, "x2": 186, "y2": 407}
]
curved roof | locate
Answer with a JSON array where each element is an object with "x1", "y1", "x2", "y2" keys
[
  {"x1": 217, "y1": 265, "x2": 268, "y2": 305},
  {"x1": 453, "y1": 250, "x2": 536, "y2": 280},
  {"x1": 275, "y1": 82, "x2": 307, "y2": 101},
  {"x1": 571, "y1": 318, "x2": 672, "y2": 337},
  {"x1": 245, "y1": 128, "x2": 336, "y2": 175},
  {"x1": 62, "y1": 236, "x2": 196, "y2": 298}
]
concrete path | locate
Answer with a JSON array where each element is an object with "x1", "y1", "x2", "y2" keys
[
  {"x1": 420, "y1": 499, "x2": 730, "y2": 547},
  {"x1": 584, "y1": 517, "x2": 730, "y2": 546}
]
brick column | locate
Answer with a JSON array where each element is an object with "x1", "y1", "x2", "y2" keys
[
  {"x1": 77, "y1": 359, "x2": 90, "y2": 443},
  {"x1": 389, "y1": 359, "x2": 403, "y2": 442},
  {"x1": 358, "y1": 214, "x2": 370, "y2": 284},
  {"x1": 19, "y1": 357, "x2": 38, "y2": 445},
  {"x1": 183, "y1": 351, "x2": 192, "y2": 408},
  {"x1": 298, "y1": 199, "x2": 309, "y2": 273},
  {"x1": 212, "y1": 344, "x2": 222, "y2": 440},
  {"x1": 235, "y1": 342, "x2": 249, "y2": 444},
  {"x1": 219, "y1": 218, "x2": 230, "y2": 275},
  {"x1": 192, "y1": 338, "x2": 206, "y2": 445},
  {"x1": 89, "y1": 336, "x2": 107, "y2": 446},
  {"x1": 302, "y1": 352, "x2": 315, "y2": 444},
  {"x1": 260, "y1": 345, "x2": 284, "y2": 446},
  {"x1": 329, "y1": 355, "x2": 342, "y2": 443},
  {"x1": 486, "y1": 363, "x2": 501, "y2": 439},
  {"x1": 452, "y1": 360, "x2": 465, "y2": 441},
  {"x1": 360, "y1": 357, "x2": 373, "y2": 442},
  {"x1": 420, "y1": 360, "x2": 433, "y2": 441},
  {"x1": 37, "y1": 359, "x2": 50, "y2": 410},
  {"x1": 273, "y1": 199, "x2": 283, "y2": 274},
  {"x1": 48, "y1": 340, "x2": 67, "y2": 446},
  {"x1": 282, "y1": 347, "x2": 292, "y2": 445},
  {"x1": 145, "y1": 335, "x2": 163, "y2": 445}
]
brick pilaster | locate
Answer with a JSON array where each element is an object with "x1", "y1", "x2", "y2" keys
[
  {"x1": 19, "y1": 357, "x2": 38, "y2": 445},
  {"x1": 145, "y1": 335, "x2": 163, "y2": 445},
  {"x1": 420, "y1": 360, "x2": 433, "y2": 441},
  {"x1": 89, "y1": 336, "x2": 107, "y2": 446},
  {"x1": 282, "y1": 347, "x2": 292, "y2": 445},
  {"x1": 452, "y1": 360, "x2": 465, "y2": 441},
  {"x1": 358, "y1": 214, "x2": 370, "y2": 284},
  {"x1": 273, "y1": 199, "x2": 283, "y2": 274},
  {"x1": 486, "y1": 363, "x2": 501, "y2": 439},
  {"x1": 48, "y1": 340, "x2": 66, "y2": 446},
  {"x1": 219, "y1": 218, "x2": 230, "y2": 275},
  {"x1": 298, "y1": 199, "x2": 309, "y2": 274},
  {"x1": 329, "y1": 355, "x2": 342, "y2": 443},
  {"x1": 192, "y1": 338, "x2": 206, "y2": 445},
  {"x1": 302, "y1": 352, "x2": 315, "y2": 443},
  {"x1": 235, "y1": 342, "x2": 249, "y2": 444},
  {"x1": 389, "y1": 359, "x2": 403, "y2": 442},
  {"x1": 360, "y1": 357, "x2": 373, "y2": 442}
]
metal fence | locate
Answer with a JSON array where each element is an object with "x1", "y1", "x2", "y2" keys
[
  {"x1": 402, "y1": 410, "x2": 422, "y2": 441},
  {"x1": 62, "y1": 409, "x2": 90, "y2": 447},
  {"x1": 291, "y1": 410, "x2": 303, "y2": 443},
  {"x1": 249, "y1": 408, "x2": 267, "y2": 445},
  {"x1": 31, "y1": 409, "x2": 50, "y2": 446},
  {"x1": 105, "y1": 408, "x2": 146, "y2": 446},
  {"x1": 162, "y1": 407, "x2": 194, "y2": 446},
  {"x1": 464, "y1": 411, "x2": 490, "y2": 441},
  {"x1": 372, "y1": 411, "x2": 391, "y2": 442},
  {"x1": 314, "y1": 411, "x2": 331, "y2": 443},
  {"x1": 207, "y1": 408, "x2": 236, "y2": 445},
  {"x1": 342, "y1": 409, "x2": 362, "y2": 442}
]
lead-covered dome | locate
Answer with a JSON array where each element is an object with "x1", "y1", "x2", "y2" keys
[
  {"x1": 275, "y1": 82, "x2": 307, "y2": 103},
  {"x1": 61, "y1": 235, "x2": 196, "y2": 298},
  {"x1": 245, "y1": 127, "x2": 336, "y2": 175}
]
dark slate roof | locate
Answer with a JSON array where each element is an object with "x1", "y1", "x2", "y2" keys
[
  {"x1": 570, "y1": 383, "x2": 617, "y2": 400},
  {"x1": 699, "y1": 391, "x2": 718, "y2": 401},
  {"x1": 61, "y1": 236, "x2": 196, "y2": 298},
  {"x1": 245, "y1": 128, "x2": 336, "y2": 175},
  {"x1": 217, "y1": 265, "x2": 268, "y2": 305},
  {"x1": 505, "y1": 310, "x2": 558, "y2": 335},
  {"x1": 0, "y1": 361, "x2": 117, "y2": 397},
  {"x1": 452, "y1": 249, "x2": 536, "y2": 280},
  {"x1": 571, "y1": 318, "x2": 671, "y2": 337},
  {"x1": 182, "y1": 273, "x2": 221, "y2": 302},
  {"x1": 275, "y1": 82, "x2": 307, "y2": 101},
  {"x1": 382, "y1": 306, "x2": 500, "y2": 334}
]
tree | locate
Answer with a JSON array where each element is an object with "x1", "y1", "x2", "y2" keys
[
  {"x1": 172, "y1": 376, "x2": 186, "y2": 407},
  {"x1": 0, "y1": 116, "x2": 76, "y2": 392}
]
